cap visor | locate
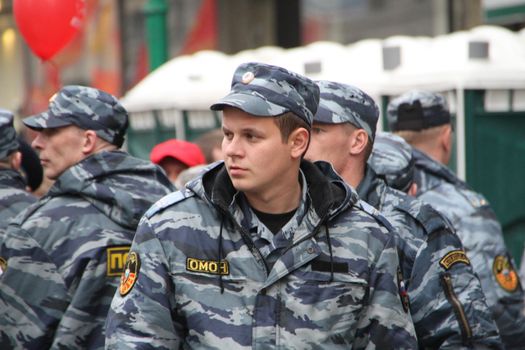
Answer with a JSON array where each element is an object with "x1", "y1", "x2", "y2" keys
[
  {"x1": 210, "y1": 92, "x2": 288, "y2": 117},
  {"x1": 23, "y1": 112, "x2": 72, "y2": 130}
]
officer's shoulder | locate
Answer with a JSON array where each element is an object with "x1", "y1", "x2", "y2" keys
[
  {"x1": 455, "y1": 186, "x2": 490, "y2": 209},
  {"x1": 145, "y1": 188, "x2": 196, "y2": 218},
  {"x1": 356, "y1": 199, "x2": 395, "y2": 232}
]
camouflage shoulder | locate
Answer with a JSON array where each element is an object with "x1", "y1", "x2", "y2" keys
[
  {"x1": 456, "y1": 186, "x2": 490, "y2": 209},
  {"x1": 145, "y1": 188, "x2": 195, "y2": 218},
  {"x1": 396, "y1": 197, "x2": 454, "y2": 236},
  {"x1": 356, "y1": 199, "x2": 395, "y2": 232}
]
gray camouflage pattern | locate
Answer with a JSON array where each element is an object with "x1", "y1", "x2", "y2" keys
[
  {"x1": 412, "y1": 149, "x2": 525, "y2": 349},
  {"x1": 387, "y1": 90, "x2": 450, "y2": 131},
  {"x1": 0, "y1": 109, "x2": 19, "y2": 159},
  {"x1": 211, "y1": 62, "x2": 320, "y2": 125},
  {"x1": 0, "y1": 150, "x2": 174, "y2": 349},
  {"x1": 358, "y1": 166, "x2": 503, "y2": 349},
  {"x1": 369, "y1": 132, "x2": 415, "y2": 193},
  {"x1": 105, "y1": 160, "x2": 417, "y2": 349},
  {"x1": 23, "y1": 85, "x2": 128, "y2": 146},
  {"x1": 314, "y1": 80, "x2": 379, "y2": 140},
  {"x1": 0, "y1": 169, "x2": 36, "y2": 230}
]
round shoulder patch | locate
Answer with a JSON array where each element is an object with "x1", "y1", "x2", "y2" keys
[
  {"x1": 119, "y1": 251, "x2": 141, "y2": 296},
  {"x1": 492, "y1": 255, "x2": 519, "y2": 293}
]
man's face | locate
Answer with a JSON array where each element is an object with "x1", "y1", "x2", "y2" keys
[
  {"x1": 305, "y1": 122, "x2": 352, "y2": 174},
  {"x1": 221, "y1": 107, "x2": 296, "y2": 198},
  {"x1": 32, "y1": 125, "x2": 87, "y2": 180}
]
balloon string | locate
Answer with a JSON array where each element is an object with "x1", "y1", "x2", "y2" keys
[{"x1": 44, "y1": 60, "x2": 61, "y2": 91}]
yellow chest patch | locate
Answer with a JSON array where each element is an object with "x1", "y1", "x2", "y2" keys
[
  {"x1": 186, "y1": 257, "x2": 229, "y2": 275},
  {"x1": 107, "y1": 246, "x2": 131, "y2": 277}
]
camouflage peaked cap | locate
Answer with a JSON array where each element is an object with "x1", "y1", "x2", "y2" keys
[
  {"x1": 211, "y1": 62, "x2": 319, "y2": 126},
  {"x1": 369, "y1": 132, "x2": 415, "y2": 193},
  {"x1": 387, "y1": 90, "x2": 450, "y2": 132},
  {"x1": 314, "y1": 80, "x2": 379, "y2": 141},
  {"x1": 23, "y1": 85, "x2": 129, "y2": 147},
  {"x1": 0, "y1": 109, "x2": 19, "y2": 159}
]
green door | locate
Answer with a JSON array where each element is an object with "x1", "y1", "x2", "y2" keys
[{"x1": 464, "y1": 90, "x2": 525, "y2": 265}]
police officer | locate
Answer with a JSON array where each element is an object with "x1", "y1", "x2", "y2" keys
[
  {"x1": 105, "y1": 62, "x2": 417, "y2": 349},
  {"x1": 387, "y1": 90, "x2": 525, "y2": 349},
  {"x1": 305, "y1": 80, "x2": 503, "y2": 348},
  {"x1": 0, "y1": 110, "x2": 37, "y2": 230},
  {"x1": 0, "y1": 86, "x2": 174, "y2": 349}
]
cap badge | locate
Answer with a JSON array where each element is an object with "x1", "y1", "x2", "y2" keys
[{"x1": 242, "y1": 71, "x2": 255, "y2": 84}]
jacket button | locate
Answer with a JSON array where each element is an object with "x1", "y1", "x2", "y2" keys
[{"x1": 307, "y1": 247, "x2": 315, "y2": 254}]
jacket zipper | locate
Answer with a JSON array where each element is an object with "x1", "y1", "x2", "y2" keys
[{"x1": 441, "y1": 273, "x2": 472, "y2": 343}]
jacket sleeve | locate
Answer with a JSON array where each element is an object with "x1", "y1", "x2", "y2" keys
[
  {"x1": 456, "y1": 206, "x2": 525, "y2": 349},
  {"x1": 0, "y1": 225, "x2": 70, "y2": 350},
  {"x1": 409, "y1": 225, "x2": 503, "y2": 349},
  {"x1": 353, "y1": 233, "x2": 418, "y2": 349},
  {"x1": 105, "y1": 217, "x2": 181, "y2": 350}
]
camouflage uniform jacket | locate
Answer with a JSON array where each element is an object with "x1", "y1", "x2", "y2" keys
[
  {"x1": 0, "y1": 150, "x2": 174, "y2": 350},
  {"x1": 413, "y1": 149, "x2": 525, "y2": 349},
  {"x1": 105, "y1": 160, "x2": 418, "y2": 349},
  {"x1": 0, "y1": 168, "x2": 36, "y2": 229},
  {"x1": 358, "y1": 167, "x2": 503, "y2": 349}
]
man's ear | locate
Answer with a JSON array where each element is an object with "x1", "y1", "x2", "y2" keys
[
  {"x1": 82, "y1": 130, "x2": 98, "y2": 154},
  {"x1": 440, "y1": 125, "x2": 453, "y2": 164},
  {"x1": 349, "y1": 128, "x2": 369, "y2": 156},
  {"x1": 408, "y1": 182, "x2": 418, "y2": 197},
  {"x1": 10, "y1": 151, "x2": 22, "y2": 171},
  {"x1": 289, "y1": 127, "x2": 310, "y2": 159}
]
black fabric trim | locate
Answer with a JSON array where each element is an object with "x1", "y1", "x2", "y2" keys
[{"x1": 311, "y1": 259, "x2": 348, "y2": 273}]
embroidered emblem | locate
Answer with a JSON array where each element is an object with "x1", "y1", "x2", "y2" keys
[
  {"x1": 397, "y1": 267, "x2": 410, "y2": 313},
  {"x1": 119, "y1": 251, "x2": 140, "y2": 296},
  {"x1": 439, "y1": 250, "x2": 470, "y2": 270},
  {"x1": 186, "y1": 257, "x2": 229, "y2": 275},
  {"x1": 493, "y1": 255, "x2": 519, "y2": 292},
  {"x1": 107, "y1": 246, "x2": 130, "y2": 277}
]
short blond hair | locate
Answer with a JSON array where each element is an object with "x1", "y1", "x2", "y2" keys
[{"x1": 394, "y1": 125, "x2": 447, "y2": 148}]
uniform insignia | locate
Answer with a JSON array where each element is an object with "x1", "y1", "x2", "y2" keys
[
  {"x1": 397, "y1": 267, "x2": 410, "y2": 313},
  {"x1": 0, "y1": 257, "x2": 7, "y2": 277},
  {"x1": 439, "y1": 250, "x2": 470, "y2": 270},
  {"x1": 242, "y1": 71, "x2": 255, "y2": 84},
  {"x1": 119, "y1": 251, "x2": 140, "y2": 296},
  {"x1": 107, "y1": 246, "x2": 131, "y2": 277},
  {"x1": 186, "y1": 257, "x2": 229, "y2": 275},
  {"x1": 493, "y1": 255, "x2": 519, "y2": 292}
]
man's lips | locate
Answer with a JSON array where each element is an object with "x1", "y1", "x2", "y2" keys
[{"x1": 228, "y1": 165, "x2": 247, "y2": 176}]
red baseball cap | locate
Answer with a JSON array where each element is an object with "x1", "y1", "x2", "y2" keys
[{"x1": 150, "y1": 139, "x2": 206, "y2": 167}]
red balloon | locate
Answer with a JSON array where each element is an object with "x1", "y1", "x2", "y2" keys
[{"x1": 14, "y1": 0, "x2": 85, "y2": 61}]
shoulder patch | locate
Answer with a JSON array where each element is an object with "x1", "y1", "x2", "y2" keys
[
  {"x1": 107, "y1": 246, "x2": 131, "y2": 277},
  {"x1": 145, "y1": 189, "x2": 195, "y2": 218},
  {"x1": 493, "y1": 255, "x2": 520, "y2": 293},
  {"x1": 439, "y1": 250, "x2": 470, "y2": 270},
  {"x1": 119, "y1": 251, "x2": 141, "y2": 296},
  {"x1": 0, "y1": 257, "x2": 7, "y2": 277}
]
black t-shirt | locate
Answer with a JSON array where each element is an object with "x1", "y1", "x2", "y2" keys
[{"x1": 251, "y1": 207, "x2": 297, "y2": 234}]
